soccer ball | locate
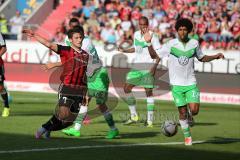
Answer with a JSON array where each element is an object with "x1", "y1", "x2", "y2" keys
[{"x1": 161, "y1": 120, "x2": 178, "y2": 137}]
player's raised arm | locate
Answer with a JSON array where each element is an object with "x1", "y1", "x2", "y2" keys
[
  {"x1": 195, "y1": 44, "x2": 225, "y2": 62},
  {"x1": 42, "y1": 62, "x2": 62, "y2": 71},
  {"x1": 199, "y1": 53, "x2": 225, "y2": 62},
  {"x1": 22, "y1": 29, "x2": 58, "y2": 53},
  {"x1": 143, "y1": 30, "x2": 161, "y2": 75},
  {"x1": 144, "y1": 29, "x2": 159, "y2": 60}
]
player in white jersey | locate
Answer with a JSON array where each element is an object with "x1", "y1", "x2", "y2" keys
[
  {"x1": 158, "y1": 18, "x2": 224, "y2": 145},
  {"x1": 44, "y1": 19, "x2": 119, "y2": 139},
  {"x1": 118, "y1": 16, "x2": 161, "y2": 127}
]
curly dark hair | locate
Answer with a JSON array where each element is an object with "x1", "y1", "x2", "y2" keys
[{"x1": 175, "y1": 18, "x2": 193, "y2": 33}]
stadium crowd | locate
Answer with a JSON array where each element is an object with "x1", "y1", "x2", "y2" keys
[
  {"x1": 1, "y1": 0, "x2": 240, "y2": 50},
  {"x1": 53, "y1": 0, "x2": 240, "y2": 50}
]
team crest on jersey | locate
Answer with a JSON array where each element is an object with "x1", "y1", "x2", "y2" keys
[{"x1": 178, "y1": 56, "x2": 189, "y2": 66}]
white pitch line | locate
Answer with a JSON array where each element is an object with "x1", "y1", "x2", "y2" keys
[{"x1": 0, "y1": 140, "x2": 207, "y2": 154}]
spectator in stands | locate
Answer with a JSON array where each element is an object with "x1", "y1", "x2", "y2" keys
[
  {"x1": 195, "y1": 17, "x2": 207, "y2": 38},
  {"x1": 100, "y1": 22, "x2": 116, "y2": 44},
  {"x1": 86, "y1": 12, "x2": 100, "y2": 32},
  {"x1": 230, "y1": 19, "x2": 240, "y2": 49},
  {"x1": 203, "y1": 18, "x2": 220, "y2": 42},
  {"x1": 98, "y1": 13, "x2": 109, "y2": 27},
  {"x1": 119, "y1": 1, "x2": 132, "y2": 20},
  {"x1": 89, "y1": 24, "x2": 101, "y2": 44},
  {"x1": 52, "y1": 0, "x2": 239, "y2": 50},
  {"x1": 148, "y1": 13, "x2": 158, "y2": 30},
  {"x1": 82, "y1": 0, "x2": 95, "y2": 19},
  {"x1": 9, "y1": 11, "x2": 24, "y2": 40},
  {"x1": 110, "y1": 13, "x2": 121, "y2": 29},
  {"x1": 153, "y1": 4, "x2": 166, "y2": 21},
  {"x1": 128, "y1": 0, "x2": 136, "y2": 8},
  {"x1": 141, "y1": 2, "x2": 152, "y2": 18},
  {"x1": 158, "y1": 16, "x2": 171, "y2": 34},
  {"x1": 106, "y1": 1, "x2": 118, "y2": 18},
  {"x1": 52, "y1": 27, "x2": 65, "y2": 43},
  {"x1": 121, "y1": 14, "x2": 133, "y2": 43},
  {"x1": 0, "y1": 14, "x2": 8, "y2": 36},
  {"x1": 95, "y1": 2, "x2": 106, "y2": 16},
  {"x1": 121, "y1": 14, "x2": 132, "y2": 33},
  {"x1": 197, "y1": 0, "x2": 208, "y2": 8},
  {"x1": 161, "y1": 27, "x2": 175, "y2": 43},
  {"x1": 230, "y1": 8, "x2": 240, "y2": 22},
  {"x1": 220, "y1": 16, "x2": 233, "y2": 49},
  {"x1": 131, "y1": 6, "x2": 142, "y2": 28},
  {"x1": 71, "y1": 6, "x2": 79, "y2": 17},
  {"x1": 115, "y1": 24, "x2": 124, "y2": 45},
  {"x1": 166, "y1": 4, "x2": 178, "y2": 20}
]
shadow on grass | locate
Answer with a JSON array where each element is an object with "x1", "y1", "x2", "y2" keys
[
  {"x1": 202, "y1": 137, "x2": 240, "y2": 144},
  {"x1": 0, "y1": 132, "x2": 239, "y2": 160}
]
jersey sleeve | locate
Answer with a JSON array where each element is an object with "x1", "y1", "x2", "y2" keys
[
  {"x1": 195, "y1": 43, "x2": 205, "y2": 60},
  {"x1": 57, "y1": 44, "x2": 69, "y2": 55},
  {"x1": 157, "y1": 40, "x2": 171, "y2": 58},
  {"x1": 0, "y1": 33, "x2": 6, "y2": 46}
]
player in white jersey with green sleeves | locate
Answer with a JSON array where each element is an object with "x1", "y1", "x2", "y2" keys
[
  {"x1": 158, "y1": 18, "x2": 224, "y2": 145},
  {"x1": 44, "y1": 21, "x2": 119, "y2": 139},
  {"x1": 119, "y1": 16, "x2": 161, "y2": 127}
]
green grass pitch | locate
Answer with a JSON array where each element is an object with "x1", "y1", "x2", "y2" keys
[{"x1": 0, "y1": 91, "x2": 239, "y2": 160}]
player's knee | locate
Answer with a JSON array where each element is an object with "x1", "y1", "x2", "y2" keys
[
  {"x1": 58, "y1": 106, "x2": 70, "y2": 120},
  {"x1": 98, "y1": 105, "x2": 108, "y2": 113},
  {"x1": 124, "y1": 86, "x2": 132, "y2": 93},
  {"x1": 179, "y1": 113, "x2": 186, "y2": 120},
  {"x1": 192, "y1": 109, "x2": 199, "y2": 116},
  {"x1": 145, "y1": 89, "x2": 153, "y2": 97},
  {"x1": 178, "y1": 108, "x2": 188, "y2": 119}
]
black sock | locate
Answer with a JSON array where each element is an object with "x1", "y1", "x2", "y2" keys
[
  {"x1": 42, "y1": 115, "x2": 72, "y2": 131},
  {"x1": 1, "y1": 91, "x2": 9, "y2": 108}
]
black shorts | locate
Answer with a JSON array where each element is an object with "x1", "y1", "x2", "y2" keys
[
  {"x1": 0, "y1": 65, "x2": 5, "y2": 85},
  {"x1": 58, "y1": 84, "x2": 86, "y2": 113}
]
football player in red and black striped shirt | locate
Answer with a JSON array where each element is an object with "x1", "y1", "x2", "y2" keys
[{"x1": 23, "y1": 27, "x2": 89, "y2": 138}]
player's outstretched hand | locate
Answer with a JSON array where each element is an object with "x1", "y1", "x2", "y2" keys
[
  {"x1": 41, "y1": 62, "x2": 54, "y2": 71},
  {"x1": 22, "y1": 29, "x2": 34, "y2": 37},
  {"x1": 143, "y1": 28, "x2": 152, "y2": 43},
  {"x1": 215, "y1": 53, "x2": 225, "y2": 59}
]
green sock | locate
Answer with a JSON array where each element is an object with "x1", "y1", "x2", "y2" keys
[
  {"x1": 179, "y1": 120, "x2": 191, "y2": 138},
  {"x1": 182, "y1": 127, "x2": 191, "y2": 138},
  {"x1": 104, "y1": 111, "x2": 116, "y2": 130}
]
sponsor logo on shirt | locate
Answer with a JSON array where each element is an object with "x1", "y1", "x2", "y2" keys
[{"x1": 178, "y1": 56, "x2": 189, "y2": 66}]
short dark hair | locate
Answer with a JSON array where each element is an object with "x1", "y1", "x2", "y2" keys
[
  {"x1": 175, "y1": 18, "x2": 193, "y2": 32},
  {"x1": 69, "y1": 18, "x2": 80, "y2": 26},
  {"x1": 139, "y1": 16, "x2": 149, "y2": 25},
  {"x1": 67, "y1": 26, "x2": 84, "y2": 39}
]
